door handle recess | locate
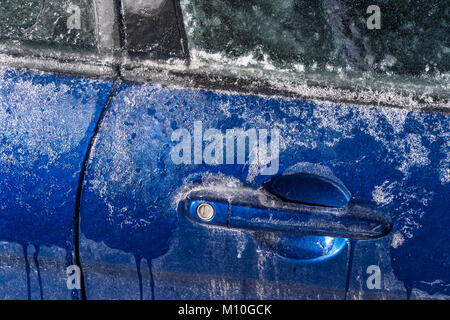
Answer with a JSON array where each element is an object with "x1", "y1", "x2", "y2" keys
[{"x1": 181, "y1": 186, "x2": 392, "y2": 240}]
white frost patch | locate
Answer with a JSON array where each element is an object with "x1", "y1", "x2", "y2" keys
[
  {"x1": 439, "y1": 165, "x2": 450, "y2": 184},
  {"x1": 372, "y1": 181, "x2": 397, "y2": 206},
  {"x1": 189, "y1": 49, "x2": 278, "y2": 72},
  {"x1": 397, "y1": 208, "x2": 424, "y2": 239},
  {"x1": 235, "y1": 232, "x2": 248, "y2": 259},
  {"x1": 438, "y1": 137, "x2": 450, "y2": 185},
  {"x1": 172, "y1": 172, "x2": 244, "y2": 209},
  {"x1": 312, "y1": 104, "x2": 354, "y2": 147},
  {"x1": 255, "y1": 248, "x2": 270, "y2": 299},
  {"x1": 397, "y1": 134, "x2": 431, "y2": 176},
  {"x1": 391, "y1": 232, "x2": 405, "y2": 248},
  {"x1": 380, "y1": 107, "x2": 409, "y2": 134},
  {"x1": 410, "y1": 288, "x2": 450, "y2": 300},
  {"x1": 0, "y1": 69, "x2": 100, "y2": 168}
]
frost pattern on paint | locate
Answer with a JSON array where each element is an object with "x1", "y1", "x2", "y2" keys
[
  {"x1": 0, "y1": 68, "x2": 100, "y2": 168},
  {"x1": 79, "y1": 82, "x2": 449, "y2": 298}
]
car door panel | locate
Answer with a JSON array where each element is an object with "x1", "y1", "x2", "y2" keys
[
  {"x1": 344, "y1": 109, "x2": 450, "y2": 299},
  {"x1": 0, "y1": 67, "x2": 114, "y2": 299},
  {"x1": 79, "y1": 83, "x2": 352, "y2": 299},
  {"x1": 79, "y1": 81, "x2": 448, "y2": 299}
]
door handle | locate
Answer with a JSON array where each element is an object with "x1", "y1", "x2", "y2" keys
[{"x1": 181, "y1": 185, "x2": 392, "y2": 240}]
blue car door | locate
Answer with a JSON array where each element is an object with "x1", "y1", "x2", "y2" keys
[
  {"x1": 77, "y1": 0, "x2": 449, "y2": 300},
  {"x1": 0, "y1": 0, "x2": 118, "y2": 299}
]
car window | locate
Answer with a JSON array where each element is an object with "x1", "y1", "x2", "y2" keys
[
  {"x1": 180, "y1": 0, "x2": 449, "y2": 88},
  {"x1": 0, "y1": 0, "x2": 98, "y2": 53},
  {"x1": 121, "y1": 0, "x2": 188, "y2": 59}
]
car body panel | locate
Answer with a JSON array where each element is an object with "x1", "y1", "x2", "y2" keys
[
  {"x1": 79, "y1": 81, "x2": 449, "y2": 299},
  {"x1": 0, "y1": 67, "x2": 114, "y2": 299}
]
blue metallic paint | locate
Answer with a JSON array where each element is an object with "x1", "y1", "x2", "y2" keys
[
  {"x1": 78, "y1": 81, "x2": 449, "y2": 299},
  {"x1": 0, "y1": 68, "x2": 448, "y2": 300},
  {"x1": 0, "y1": 68, "x2": 114, "y2": 299}
]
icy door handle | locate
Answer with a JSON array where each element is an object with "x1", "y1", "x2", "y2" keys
[{"x1": 181, "y1": 187, "x2": 392, "y2": 240}]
